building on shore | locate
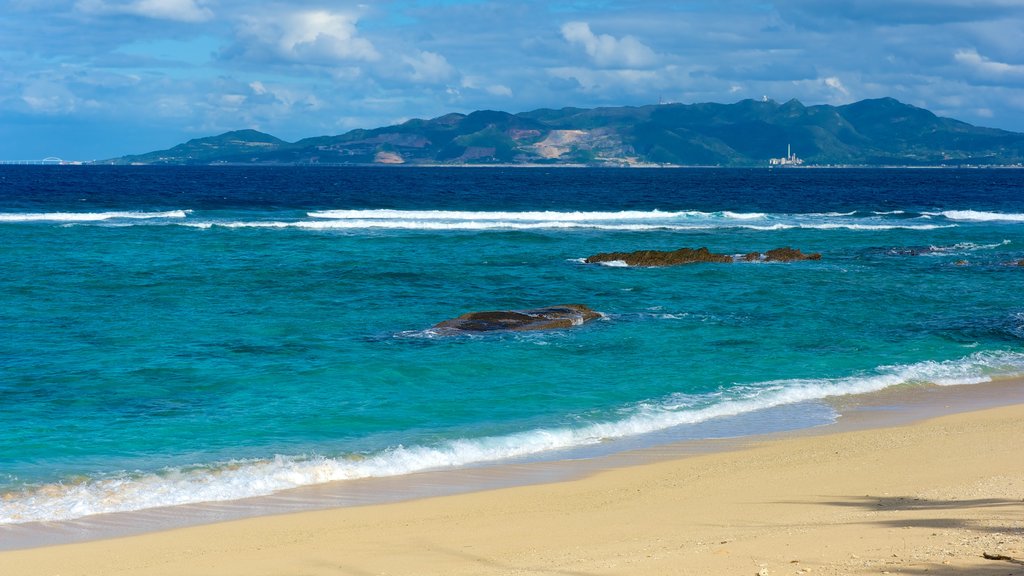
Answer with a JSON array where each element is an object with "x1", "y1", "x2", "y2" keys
[{"x1": 769, "y1": 144, "x2": 803, "y2": 166}]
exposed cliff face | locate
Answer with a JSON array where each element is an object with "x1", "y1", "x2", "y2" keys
[{"x1": 107, "y1": 98, "x2": 1024, "y2": 166}]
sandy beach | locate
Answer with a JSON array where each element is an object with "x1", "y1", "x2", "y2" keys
[{"x1": 4, "y1": 382, "x2": 1023, "y2": 576}]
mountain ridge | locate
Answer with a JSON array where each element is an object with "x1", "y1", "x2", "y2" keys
[{"x1": 105, "y1": 98, "x2": 1024, "y2": 167}]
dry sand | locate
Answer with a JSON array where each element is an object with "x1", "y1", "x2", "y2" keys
[{"x1": 4, "y1": 393, "x2": 1024, "y2": 575}]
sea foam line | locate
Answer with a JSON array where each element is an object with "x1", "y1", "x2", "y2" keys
[
  {"x1": 192, "y1": 220, "x2": 953, "y2": 232},
  {"x1": 1, "y1": 350, "x2": 1022, "y2": 525},
  {"x1": 0, "y1": 210, "x2": 189, "y2": 222},
  {"x1": 926, "y1": 210, "x2": 1024, "y2": 222},
  {"x1": 307, "y1": 209, "x2": 767, "y2": 221},
  {"x1": 925, "y1": 239, "x2": 1013, "y2": 254}
]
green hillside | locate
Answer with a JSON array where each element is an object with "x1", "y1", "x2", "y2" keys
[{"x1": 108, "y1": 98, "x2": 1024, "y2": 167}]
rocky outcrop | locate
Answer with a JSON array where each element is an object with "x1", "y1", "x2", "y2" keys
[
  {"x1": 744, "y1": 247, "x2": 822, "y2": 262},
  {"x1": 585, "y1": 246, "x2": 820, "y2": 267},
  {"x1": 585, "y1": 247, "x2": 732, "y2": 267},
  {"x1": 433, "y1": 304, "x2": 601, "y2": 333}
]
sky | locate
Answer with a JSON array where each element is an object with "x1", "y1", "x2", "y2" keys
[{"x1": 2, "y1": 0, "x2": 1024, "y2": 160}]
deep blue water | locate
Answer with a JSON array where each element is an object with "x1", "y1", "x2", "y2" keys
[{"x1": 1, "y1": 166, "x2": 1023, "y2": 524}]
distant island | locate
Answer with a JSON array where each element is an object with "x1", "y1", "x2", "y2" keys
[{"x1": 104, "y1": 98, "x2": 1024, "y2": 167}]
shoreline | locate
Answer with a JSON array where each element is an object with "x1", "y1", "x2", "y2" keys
[
  {"x1": 4, "y1": 377, "x2": 1021, "y2": 551},
  {"x1": 3, "y1": 377, "x2": 1024, "y2": 574}
]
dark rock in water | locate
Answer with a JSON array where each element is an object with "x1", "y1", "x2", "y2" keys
[
  {"x1": 585, "y1": 246, "x2": 820, "y2": 267},
  {"x1": 585, "y1": 247, "x2": 732, "y2": 267},
  {"x1": 761, "y1": 247, "x2": 822, "y2": 262},
  {"x1": 884, "y1": 246, "x2": 933, "y2": 256},
  {"x1": 433, "y1": 304, "x2": 601, "y2": 333}
]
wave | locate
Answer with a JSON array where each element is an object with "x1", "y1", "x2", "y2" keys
[
  {"x1": 307, "y1": 209, "x2": 767, "y2": 221},
  {"x1": 0, "y1": 208, "x2": 989, "y2": 231},
  {"x1": 288, "y1": 209, "x2": 955, "y2": 231},
  {"x1": 2, "y1": 350, "x2": 1022, "y2": 525},
  {"x1": 0, "y1": 210, "x2": 189, "y2": 222},
  {"x1": 926, "y1": 210, "x2": 1024, "y2": 222},
  {"x1": 191, "y1": 219, "x2": 953, "y2": 232},
  {"x1": 4, "y1": 207, "x2": 1022, "y2": 229},
  {"x1": 927, "y1": 240, "x2": 1013, "y2": 254}
]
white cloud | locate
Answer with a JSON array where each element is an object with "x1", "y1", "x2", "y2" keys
[
  {"x1": 486, "y1": 84, "x2": 513, "y2": 97},
  {"x1": 75, "y1": 0, "x2": 214, "y2": 22},
  {"x1": 152, "y1": 95, "x2": 192, "y2": 117},
  {"x1": 220, "y1": 93, "x2": 246, "y2": 107},
  {"x1": 460, "y1": 75, "x2": 513, "y2": 97},
  {"x1": 787, "y1": 75, "x2": 857, "y2": 104},
  {"x1": 547, "y1": 66, "x2": 661, "y2": 93},
  {"x1": 21, "y1": 81, "x2": 79, "y2": 113},
  {"x1": 131, "y1": 0, "x2": 212, "y2": 22},
  {"x1": 560, "y1": 21, "x2": 658, "y2": 69},
  {"x1": 954, "y1": 48, "x2": 1024, "y2": 77},
  {"x1": 239, "y1": 9, "x2": 380, "y2": 64},
  {"x1": 824, "y1": 76, "x2": 850, "y2": 96},
  {"x1": 402, "y1": 50, "x2": 455, "y2": 83}
]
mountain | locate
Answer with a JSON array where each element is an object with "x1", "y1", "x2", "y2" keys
[
  {"x1": 114, "y1": 129, "x2": 287, "y2": 164},
  {"x1": 107, "y1": 98, "x2": 1024, "y2": 167}
]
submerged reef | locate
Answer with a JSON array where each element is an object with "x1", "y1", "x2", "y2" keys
[
  {"x1": 585, "y1": 246, "x2": 821, "y2": 267},
  {"x1": 433, "y1": 304, "x2": 602, "y2": 333}
]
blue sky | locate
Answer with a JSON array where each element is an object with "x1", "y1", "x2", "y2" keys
[{"x1": 2, "y1": 0, "x2": 1023, "y2": 160}]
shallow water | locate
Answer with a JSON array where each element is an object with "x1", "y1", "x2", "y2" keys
[{"x1": 1, "y1": 166, "x2": 1023, "y2": 525}]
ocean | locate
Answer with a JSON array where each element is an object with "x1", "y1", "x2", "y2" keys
[{"x1": 1, "y1": 166, "x2": 1023, "y2": 529}]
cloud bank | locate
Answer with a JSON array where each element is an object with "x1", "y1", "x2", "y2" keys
[{"x1": 1, "y1": 0, "x2": 1023, "y2": 159}]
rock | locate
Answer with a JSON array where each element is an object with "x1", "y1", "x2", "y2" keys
[
  {"x1": 433, "y1": 304, "x2": 601, "y2": 333},
  {"x1": 585, "y1": 246, "x2": 820, "y2": 267},
  {"x1": 761, "y1": 247, "x2": 822, "y2": 262},
  {"x1": 585, "y1": 247, "x2": 733, "y2": 267}
]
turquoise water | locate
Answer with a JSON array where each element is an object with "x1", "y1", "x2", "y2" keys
[{"x1": 1, "y1": 166, "x2": 1023, "y2": 524}]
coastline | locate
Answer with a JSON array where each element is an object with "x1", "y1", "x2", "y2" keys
[{"x1": 3, "y1": 378, "x2": 1023, "y2": 575}]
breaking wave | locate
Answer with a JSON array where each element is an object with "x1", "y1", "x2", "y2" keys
[
  {"x1": 0, "y1": 210, "x2": 189, "y2": 222},
  {"x1": 3, "y1": 350, "x2": 1022, "y2": 525},
  {"x1": 925, "y1": 210, "x2": 1024, "y2": 222},
  {"x1": 2, "y1": 208, "x2": 993, "y2": 231}
]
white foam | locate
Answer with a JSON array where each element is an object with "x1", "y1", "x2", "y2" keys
[
  {"x1": 807, "y1": 223, "x2": 954, "y2": 231},
  {"x1": 928, "y1": 210, "x2": 1024, "y2": 222},
  {"x1": 3, "y1": 350, "x2": 1022, "y2": 525},
  {"x1": 721, "y1": 211, "x2": 766, "y2": 220},
  {"x1": 0, "y1": 210, "x2": 190, "y2": 222},
  {"x1": 193, "y1": 220, "x2": 954, "y2": 232},
  {"x1": 925, "y1": 240, "x2": 1012, "y2": 254},
  {"x1": 209, "y1": 220, "x2": 703, "y2": 231},
  {"x1": 1, "y1": 208, "x2": 966, "y2": 232},
  {"x1": 307, "y1": 209, "x2": 706, "y2": 221}
]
